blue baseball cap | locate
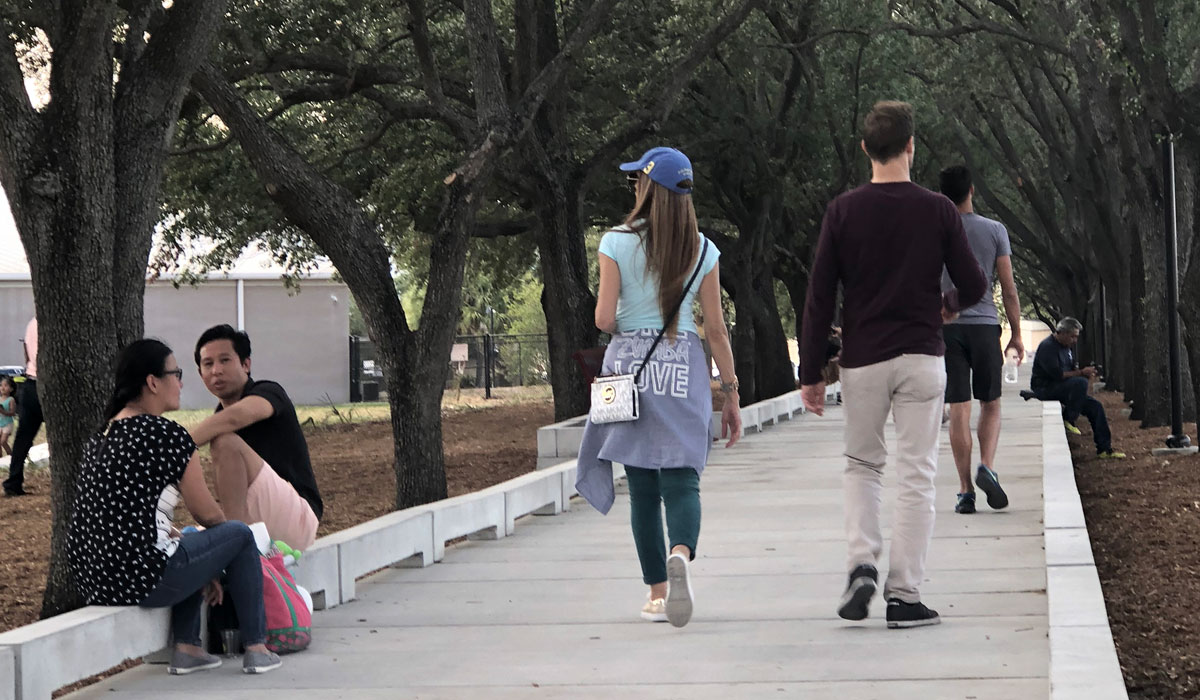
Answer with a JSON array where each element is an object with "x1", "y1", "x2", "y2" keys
[{"x1": 619, "y1": 147, "x2": 694, "y2": 194}]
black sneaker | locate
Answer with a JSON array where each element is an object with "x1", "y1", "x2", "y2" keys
[
  {"x1": 886, "y1": 598, "x2": 941, "y2": 629},
  {"x1": 837, "y1": 564, "x2": 877, "y2": 621},
  {"x1": 974, "y1": 464, "x2": 1008, "y2": 510},
  {"x1": 954, "y1": 492, "x2": 976, "y2": 514},
  {"x1": 3, "y1": 487, "x2": 28, "y2": 497}
]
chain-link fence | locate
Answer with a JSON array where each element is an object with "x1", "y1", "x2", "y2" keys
[
  {"x1": 447, "y1": 334, "x2": 550, "y2": 390},
  {"x1": 348, "y1": 334, "x2": 551, "y2": 401}
]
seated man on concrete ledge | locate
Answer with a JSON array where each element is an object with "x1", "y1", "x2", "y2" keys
[
  {"x1": 190, "y1": 325, "x2": 324, "y2": 550},
  {"x1": 1029, "y1": 317, "x2": 1125, "y2": 459}
]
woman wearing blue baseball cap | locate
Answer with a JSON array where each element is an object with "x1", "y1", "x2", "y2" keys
[{"x1": 575, "y1": 146, "x2": 742, "y2": 628}]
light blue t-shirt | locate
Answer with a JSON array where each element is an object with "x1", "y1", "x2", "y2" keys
[{"x1": 598, "y1": 227, "x2": 720, "y2": 335}]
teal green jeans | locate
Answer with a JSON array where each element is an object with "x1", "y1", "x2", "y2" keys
[{"x1": 625, "y1": 466, "x2": 701, "y2": 585}]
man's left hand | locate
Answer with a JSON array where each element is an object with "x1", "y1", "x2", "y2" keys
[{"x1": 801, "y1": 383, "x2": 826, "y2": 416}]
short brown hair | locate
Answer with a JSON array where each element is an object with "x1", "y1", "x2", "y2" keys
[{"x1": 862, "y1": 101, "x2": 914, "y2": 163}]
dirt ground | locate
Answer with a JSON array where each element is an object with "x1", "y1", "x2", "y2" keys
[
  {"x1": 0, "y1": 400, "x2": 553, "y2": 635},
  {"x1": 1073, "y1": 389, "x2": 1200, "y2": 698}
]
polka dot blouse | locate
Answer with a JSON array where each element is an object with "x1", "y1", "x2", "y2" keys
[{"x1": 68, "y1": 414, "x2": 196, "y2": 605}]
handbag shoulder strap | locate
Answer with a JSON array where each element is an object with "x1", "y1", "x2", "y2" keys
[{"x1": 633, "y1": 237, "x2": 710, "y2": 384}]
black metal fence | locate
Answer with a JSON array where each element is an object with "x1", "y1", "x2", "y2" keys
[
  {"x1": 348, "y1": 333, "x2": 550, "y2": 401},
  {"x1": 447, "y1": 334, "x2": 551, "y2": 391}
]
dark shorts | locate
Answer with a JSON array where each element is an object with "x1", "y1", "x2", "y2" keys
[{"x1": 943, "y1": 324, "x2": 1003, "y2": 403}]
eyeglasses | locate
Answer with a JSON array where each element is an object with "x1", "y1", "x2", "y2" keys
[
  {"x1": 159, "y1": 369, "x2": 184, "y2": 380},
  {"x1": 626, "y1": 172, "x2": 639, "y2": 191}
]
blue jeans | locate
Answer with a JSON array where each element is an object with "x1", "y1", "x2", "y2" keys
[
  {"x1": 139, "y1": 521, "x2": 266, "y2": 647},
  {"x1": 1035, "y1": 377, "x2": 1112, "y2": 452}
]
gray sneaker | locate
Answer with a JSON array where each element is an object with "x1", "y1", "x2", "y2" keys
[
  {"x1": 168, "y1": 649, "x2": 222, "y2": 675},
  {"x1": 243, "y1": 649, "x2": 283, "y2": 674}
]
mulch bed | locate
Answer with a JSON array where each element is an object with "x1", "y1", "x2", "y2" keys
[
  {"x1": 0, "y1": 401, "x2": 554, "y2": 636},
  {"x1": 1073, "y1": 389, "x2": 1200, "y2": 698}
]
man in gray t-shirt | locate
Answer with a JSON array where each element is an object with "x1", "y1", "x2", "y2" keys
[{"x1": 939, "y1": 166, "x2": 1024, "y2": 515}]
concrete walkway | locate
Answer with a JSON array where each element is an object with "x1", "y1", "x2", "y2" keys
[{"x1": 70, "y1": 391, "x2": 1050, "y2": 699}]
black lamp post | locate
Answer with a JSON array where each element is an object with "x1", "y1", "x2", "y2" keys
[
  {"x1": 484, "y1": 306, "x2": 495, "y2": 400},
  {"x1": 1162, "y1": 136, "x2": 1191, "y2": 449}
]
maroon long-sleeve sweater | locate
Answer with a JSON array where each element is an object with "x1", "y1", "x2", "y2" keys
[{"x1": 800, "y1": 182, "x2": 987, "y2": 385}]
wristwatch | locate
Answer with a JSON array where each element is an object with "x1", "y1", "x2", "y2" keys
[{"x1": 720, "y1": 377, "x2": 740, "y2": 394}]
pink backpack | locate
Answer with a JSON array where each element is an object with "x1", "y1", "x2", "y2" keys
[{"x1": 262, "y1": 552, "x2": 312, "y2": 653}]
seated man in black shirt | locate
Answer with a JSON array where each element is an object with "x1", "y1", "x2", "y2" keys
[
  {"x1": 190, "y1": 325, "x2": 324, "y2": 550},
  {"x1": 1031, "y1": 317, "x2": 1125, "y2": 459}
]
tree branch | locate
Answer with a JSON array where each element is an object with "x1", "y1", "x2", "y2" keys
[
  {"x1": 578, "y1": 0, "x2": 760, "y2": 180},
  {"x1": 191, "y1": 61, "x2": 413, "y2": 343},
  {"x1": 890, "y1": 18, "x2": 1068, "y2": 55},
  {"x1": 0, "y1": 30, "x2": 38, "y2": 174}
]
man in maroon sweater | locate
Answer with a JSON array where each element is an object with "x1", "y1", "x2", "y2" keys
[{"x1": 800, "y1": 101, "x2": 987, "y2": 629}]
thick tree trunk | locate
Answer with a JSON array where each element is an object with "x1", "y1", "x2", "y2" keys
[
  {"x1": 779, "y1": 266, "x2": 809, "y2": 387},
  {"x1": 724, "y1": 261, "x2": 794, "y2": 404},
  {"x1": 383, "y1": 348, "x2": 451, "y2": 506},
  {"x1": 749, "y1": 281, "x2": 797, "y2": 401},
  {"x1": 1136, "y1": 205, "x2": 1174, "y2": 427},
  {"x1": 1180, "y1": 311, "x2": 1200, "y2": 432},
  {"x1": 1127, "y1": 240, "x2": 1149, "y2": 422},
  {"x1": 531, "y1": 181, "x2": 597, "y2": 421},
  {"x1": 0, "y1": 0, "x2": 230, "y2": 618}
]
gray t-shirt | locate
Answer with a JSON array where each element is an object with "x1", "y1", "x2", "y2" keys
[{"x1": 942, "y1": 212, "x2": 1011, "y2": 325}]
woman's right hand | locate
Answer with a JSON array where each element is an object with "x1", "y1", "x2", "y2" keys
[{"x1": 721, "y1": 398, "x2": 742, "y2": 447}]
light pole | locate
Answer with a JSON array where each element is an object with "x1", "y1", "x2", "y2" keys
[
  {"x1": 1160, "y1": 136, "x2": 1191, "y2": 450},
  {"x1": 484, "y1": 306, "x2": 495, "y2": 400}
]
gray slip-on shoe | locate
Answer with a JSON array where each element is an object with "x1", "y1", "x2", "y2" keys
[
  {"x1": 168, "y1": 649, "x2": 222, "y2": 675},
  {"x1": 242, "y1": 649, "x2": 283, "y2": 674}
]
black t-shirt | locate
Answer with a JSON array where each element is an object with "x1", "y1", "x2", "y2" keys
[
  {"x1": 68, "y1": 415, "x2": 196, "y2": 605},
  {"x1": 218, "y1": 378, "x2": 323, "y2": 520}
]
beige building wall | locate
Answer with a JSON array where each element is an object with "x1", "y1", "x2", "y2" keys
[
  {"x1": 0, "y1": 282, "x2": 36, "y2": 369},
  {"x1": 241, "y1": 279, "x2": 350, "y2": 409},
  {"x1": 0, "y1": 277, "x2": 349, "y2": 410}
]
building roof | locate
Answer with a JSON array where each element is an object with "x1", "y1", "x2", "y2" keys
[{"x1": 0, "y1": 188, "x2": 337, "y2": 281}]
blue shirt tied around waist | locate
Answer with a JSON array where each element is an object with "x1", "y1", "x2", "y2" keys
[{"x1": 598, "y1": 227, "x2": 721, "y2": 335}]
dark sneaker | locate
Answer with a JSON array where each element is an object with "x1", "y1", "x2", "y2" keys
[
  {"x1": 168, "y1": 649, "x2": 222, "y2": 675},
  {"x1": 886, "y1": 598, "x2": 941, "y2": 629},
  {"x1": 837, "y1": 564, "x2": 878, "y2": 621},
  {"x1": 3, "y1": 487, "x2": 28, "y2": 497},
  {"x1": 974, "y1": 464, "x2": 1009, "y2": 510},
  {"x1": 242, "y1": 649, "x2": 282, "y2": 674},
  {"x1": 954, "y1": 492, "x2": 976, "y2": 514}
]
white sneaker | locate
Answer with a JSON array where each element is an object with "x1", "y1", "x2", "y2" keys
[
  {"x1": 640, "y1": 595, "x2": 667, "y2": 622},
  {"x1": 665, "y1": 553, "x2": 694, "y2": 628}
]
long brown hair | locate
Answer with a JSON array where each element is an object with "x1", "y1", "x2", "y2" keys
[{"x1": 622, "y1": 173, "x2": 700, "y2": 338}]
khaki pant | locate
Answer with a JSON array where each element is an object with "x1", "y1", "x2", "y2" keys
[{"x1": 841, "y1": 354, "x2": 946, "y2": 603}]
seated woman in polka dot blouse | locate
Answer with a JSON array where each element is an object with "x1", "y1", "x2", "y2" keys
[{"x1": 67, "y1": 339, "x2": 283, "y2": 676}]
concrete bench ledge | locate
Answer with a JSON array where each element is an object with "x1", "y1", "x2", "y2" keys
[
  {"x1": 322, "y1": 509, "x2": 435, "y2": 604},
  {"x1": 536, "y1": 416, "x2": 585, "y2": 468},
  {"x1": 0, "y1": 646, "x2": 13, "y2": 700},
  {"x1": 286, "y1": 537, "x2": 340, "y2": 611},
  {"x1": 1041, "y1": 399, "x2": 1129, "y2": 700},
  {"x1": 493, "y1": 468, "x2": 563, "y2": 535},
  {"x1": 0, "y1": 605, "x2": 169, "y2": 700},
  {"x1": 425, "y1": 489, "x2": 507, "y2": 561}
]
